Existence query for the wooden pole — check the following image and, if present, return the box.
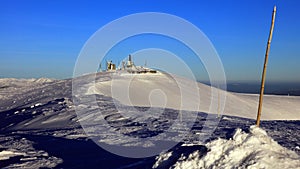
[217,86,220,118]
[256,6,277,127]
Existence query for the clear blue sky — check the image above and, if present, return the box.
[1,0,299,83]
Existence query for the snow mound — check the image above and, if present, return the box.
[88,72,300,120]
[155,126,300,169]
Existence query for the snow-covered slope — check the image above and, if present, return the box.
[87,72,300,120]
[0,73,299,168]
[0,78,57,107]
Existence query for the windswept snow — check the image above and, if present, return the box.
[154,126,300,169]
[0,136,63,168]
[152,151,173,168]
[0,72,300,168]
[88,72,300,120]
[0,150,25,160]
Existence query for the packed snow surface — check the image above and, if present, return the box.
[88,72,300,120]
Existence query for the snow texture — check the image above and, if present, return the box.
[0,73,299,168]
[168,126,300,169]
[89,72,300,120]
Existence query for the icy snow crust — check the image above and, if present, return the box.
[164,126,300,169]
[0,72,299,168]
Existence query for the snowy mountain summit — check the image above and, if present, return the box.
[0,73,300,168]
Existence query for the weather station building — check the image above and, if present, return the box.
[99,54,157,74]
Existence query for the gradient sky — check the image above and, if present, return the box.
[1,0,300,83]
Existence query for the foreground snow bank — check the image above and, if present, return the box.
[154,126,300,169]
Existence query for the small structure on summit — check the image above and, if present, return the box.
[100,54,157,74]
[106,60,116,71]
[126,54,134,68]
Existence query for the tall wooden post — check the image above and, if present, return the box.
[256,6,277,127]
[217,86,220,118]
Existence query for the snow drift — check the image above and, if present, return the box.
[154,125,300,169]
[87,72,300,120]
